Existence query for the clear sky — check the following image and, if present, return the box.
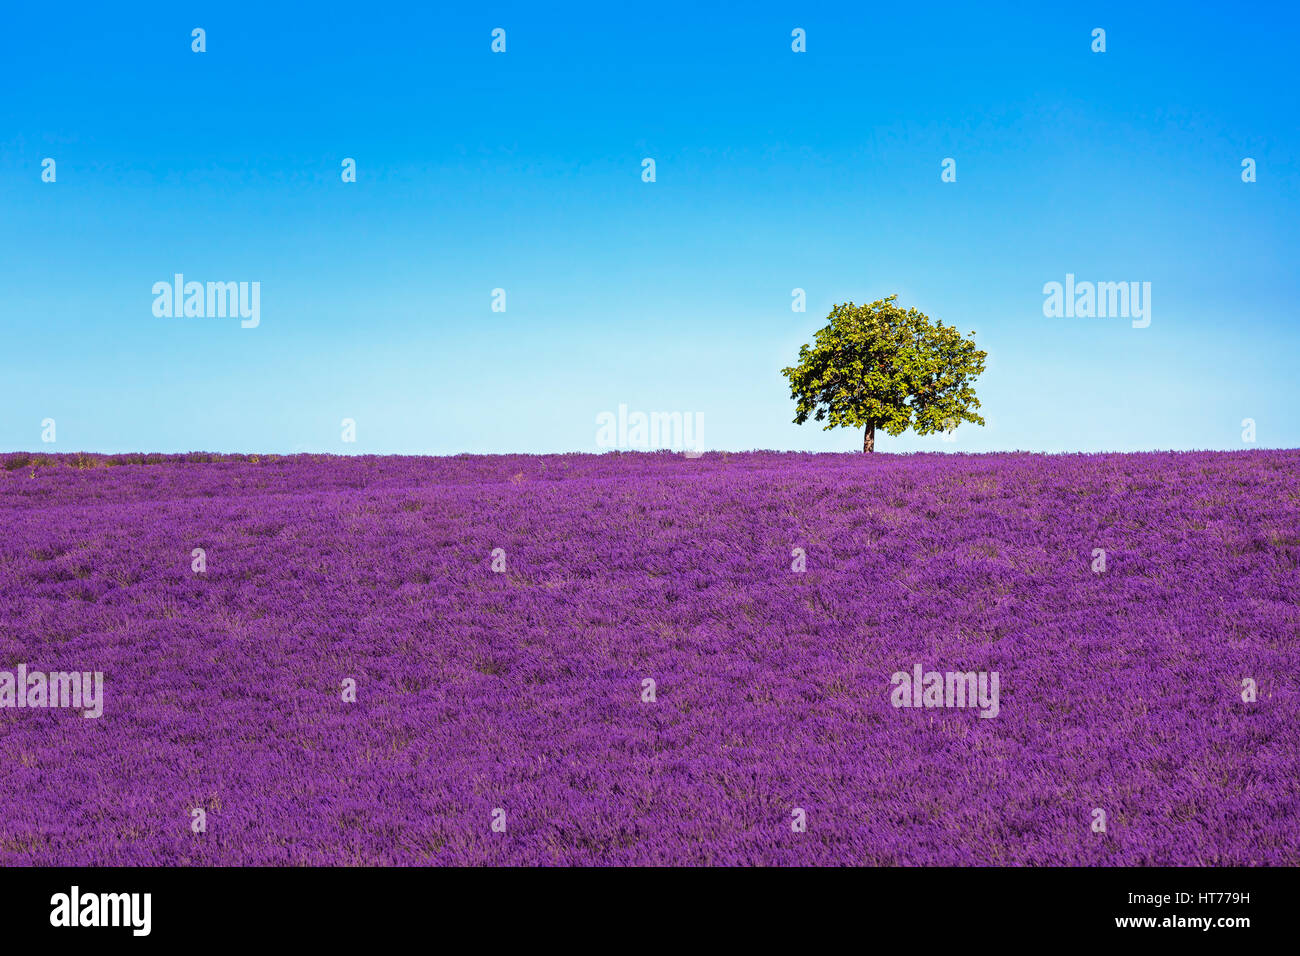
[2,1,1296,455]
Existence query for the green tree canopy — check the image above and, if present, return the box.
[781,296,988,452]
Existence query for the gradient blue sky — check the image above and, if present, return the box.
[2,1,1296,455]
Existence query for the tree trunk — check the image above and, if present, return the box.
[863,423,875,453]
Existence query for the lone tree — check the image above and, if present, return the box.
[781,296,987,452]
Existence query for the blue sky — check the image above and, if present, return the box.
[2,1,1296,454]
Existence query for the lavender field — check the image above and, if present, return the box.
[1,450,1297,866]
